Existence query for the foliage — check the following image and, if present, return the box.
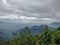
[0,26,60,45]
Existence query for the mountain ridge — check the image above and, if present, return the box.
[0,22,60,40]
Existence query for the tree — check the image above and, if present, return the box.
[57,26,60,30]
[39,25,52,45]
[19,27,33,45]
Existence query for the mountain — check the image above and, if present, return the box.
[48,22,60,28]
[0,22,60,40]
[16,22,60,35]
[0,29,13,40]
[30,25,45,35]
[15,25,46,36]
[15,25,56,36]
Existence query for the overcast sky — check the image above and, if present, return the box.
[0,0,60,24]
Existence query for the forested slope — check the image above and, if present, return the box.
[0,25,60,45]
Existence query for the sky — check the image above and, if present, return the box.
[0,0,60,25]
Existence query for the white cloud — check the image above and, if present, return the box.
[0,15,37,20]
[0,15,55,23]
[41,18,51,20]
[19,16,37,20]
[2,0,9,6]
[0,15,18,19]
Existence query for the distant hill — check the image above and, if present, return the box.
[48,22,60,28]
[16,22,60,35]
[14,25,45,36]
[16,25,56,36]
[0,22,60,40]
[30,25,45,35]
[0,29,13,40]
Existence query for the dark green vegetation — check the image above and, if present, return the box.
[0,25,60,45]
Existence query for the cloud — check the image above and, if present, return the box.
[0,15,17,19]
[0,15,55,24]
[2,0,9,6]
[0,0,60,24]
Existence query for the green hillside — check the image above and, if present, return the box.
[0,26,60,45]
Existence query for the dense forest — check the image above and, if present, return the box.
[0,25,60,45]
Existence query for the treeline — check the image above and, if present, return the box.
[0,25,60,45]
